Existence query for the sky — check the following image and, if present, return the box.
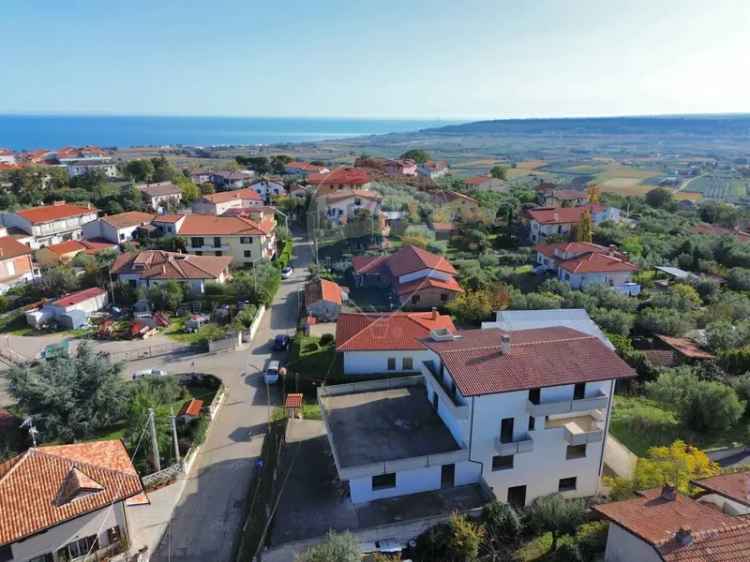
[1,0,749,120]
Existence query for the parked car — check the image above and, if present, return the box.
[132,368,168,380]
[264,360,281,384]
[281,266,294,279]
[273,334,290,351]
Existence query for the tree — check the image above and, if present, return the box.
[125,159,154,182]
[446,513,485,562]
[526,494,585,551]
[39,265,79,297]
[727,267,750,291]
[176,176,200,203]
[573,210,593,242]
[295,531,360,562]
[607,440,719,500]
[586,185,601,204]
[400,149,431,163]
[7,342,130,442]
[150,155,177,182]
[481,501,523,547]
[237,156,270,175]
[489,165,508,180]
[147,280,184,311]
[645,187,674,209]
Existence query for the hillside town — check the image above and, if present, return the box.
[1,140,750,562]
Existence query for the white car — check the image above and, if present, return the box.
[281,266,294,279]
[132,368,168,380]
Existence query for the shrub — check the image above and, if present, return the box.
[589,307,634,336]
[636,307,694,336]
[480,501,523,544]
[295,531,360,562]
[720,346,750,375]
[446,514,484,562]
[526,494,585,551]
[575,521,608,562]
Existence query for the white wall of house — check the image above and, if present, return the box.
[560,270,634,289]
[603,524,660,562]
[46,292,108,316]
[2,211,97,248]
[529,221,574,242]
[117,273,219,295]
[324,197,380,224]
[7,502,128,562]
[83,220,139,243]
[343,350,432,375]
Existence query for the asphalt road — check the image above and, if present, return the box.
[143,234,313,562]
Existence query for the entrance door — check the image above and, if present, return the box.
[441,464,455,489]
[507,485,527,509]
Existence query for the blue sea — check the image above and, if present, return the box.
[0,115,456,150]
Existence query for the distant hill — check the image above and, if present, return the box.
[421,114,750,138]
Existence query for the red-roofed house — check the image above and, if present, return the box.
[384,159,418,176]
[352,245,463,308]
[307,167,371,192]
[417,160,449,178]
[536,187,590,208]
[191,188,263,215]
[0,149,16,165]
[0,440,146,562]
[111,250,232,294]
[1,202,98,249]
[25,287,108,329]
[35,238,117,267]
[82,211,156,243]
[322,190,382,225]
[535,241,640,295]
[526,205,621,242]
[336,310,456,375]
[304,278,348,321]
[0,236,35,293]
[285,161,330,176]
[594,485,750,562]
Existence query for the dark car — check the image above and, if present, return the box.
[273,334,290,351]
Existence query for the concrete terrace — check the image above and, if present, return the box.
[320,383,461,469]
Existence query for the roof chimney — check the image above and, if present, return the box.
[500,334,511,354]
[431,307,438,320]
[675,527,693,546]
[661,483,676,501]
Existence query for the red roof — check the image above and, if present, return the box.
[52,287,106,308]
[693,471,750,508]
[285,393,304,409]
[326,189,382,203]
[0,441,144,546]
[535,242,606,259]
[594,488,750,561]
[397,275,464,296]
[352,245,457,278]
[0,236,32,259]
[336,311,456,352]
[655,335,715,360]
[526,205,605,225]
[287,161,327,173]
[101,211,155,229]
[424,327,635,396]
[307,167,370,186]
[179,399,204,417]
[43,239,114,257]
[558,251,639,274]
[305,278,344,306]
[177,214,274,236]
[464,176,491,186]
[15,203,95,225]
[111,250,231,281]
[200,188,262,204]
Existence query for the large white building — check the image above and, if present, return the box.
[1,202,98,249]
[526,205,621,243]
[322,309,634,506]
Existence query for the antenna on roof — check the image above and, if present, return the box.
[20,416,39,447]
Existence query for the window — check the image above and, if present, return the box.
[411,294,420,304]
[528,416,536,431]
[354,198,362,206]
[240,236,253,244]
[195,251,203,256]
[559,477,577,492]
[566,445,586,460]
[574,383,586,400]
[119,233,125,241]
[106,526,122,545]
[440,293,448,302]
[244,250,252,258]
[372,473,396,490]
[215,251,223,257]
[500,418,514,443]
[402,357,414,370]
[0,545,11,562]
[213,237,221,248]
[191,237,204,248]
[28,555,53,562]
[128,279,137,288]
[59,535,99,559]
[492,455,514,471]
[528,388,541,405]
[387,358,396,370]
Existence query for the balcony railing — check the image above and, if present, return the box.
[527,391,609,417]
[546,414,605,446]
[495,433,534,455]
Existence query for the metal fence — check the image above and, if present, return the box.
[107,341,201,362]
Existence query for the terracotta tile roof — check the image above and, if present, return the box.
[643,349,677,367]
[15,203,96,225]
[138,182,182,197]
[43,239,114,257]
[351,254,390,275]
[176,214,274,236]
[0,440,144,546]
[424,326,635,396]
[286,161,327,173]
[352,245,457,278]
[464,176,491,186]
[200,188,262,204]
[101,211,155,229]
[526,205,605,225]
[111,250,231,281]
[152,214,184,223]
[305,279,344,306]
[693,471,750,508]
[325,189,382,203]
[594,488,750,561]
[336,312,456,352]
[52,287,106,308]
[307,167,370,187]
[285,393,304,409]
[179,399,204,417]
[0,236,32,259]
[558,251,639,274]
[656,335,715,360]
[397,275,464,296]
[535,242,607,259]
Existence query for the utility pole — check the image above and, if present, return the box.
[170,407,181,466]
[148,408,161,472]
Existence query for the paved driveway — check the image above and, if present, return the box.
[149,235,313,562]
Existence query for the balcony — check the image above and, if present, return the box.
[422,361,469,419]
[495,433,534,455]
[546,414,605,446]
[527,391,609,417]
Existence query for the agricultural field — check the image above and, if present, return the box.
[538,161,662,196]
[680,175,748,201]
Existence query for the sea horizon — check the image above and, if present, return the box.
[0,114,461,151]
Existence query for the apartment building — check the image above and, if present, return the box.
[1,202,98,249]
[323,308,634,506]
[191,188,262,215]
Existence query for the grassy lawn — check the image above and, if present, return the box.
[515,533,553,561]
[610,395,750,457]
[272,399,322,421]
[288,335,341,378]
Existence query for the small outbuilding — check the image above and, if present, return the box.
[178,399,204,422]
